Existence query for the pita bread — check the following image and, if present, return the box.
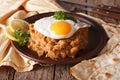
[25,11,38,18]
[88,61,120,80]
[0,24,9,45]
[0,24,10,61]
[0,39,10,62]
[0,46,37,72]
[44,0,65,10]
[70,36,120,80]
[24,0,65,13]
[102,23,120,38]
[7,10,27,24]
[99,23,120,55]
[99,34,120,55]
[0,24,8,45]
[0,0,26,23]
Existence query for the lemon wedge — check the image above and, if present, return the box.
[7,19,29,33]
[4,27,18,41]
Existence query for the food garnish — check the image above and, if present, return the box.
[8,19,29,33]
[14,29,30,46]
[53,11,77,22]
[4,19,29,46]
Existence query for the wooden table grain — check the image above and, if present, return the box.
[0,64,76,80]
[0,0,120,80]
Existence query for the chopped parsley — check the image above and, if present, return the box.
[53,11,77,22]
[14,29,30,46]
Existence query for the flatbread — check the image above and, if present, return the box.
[7,10,27,24]
[0,46,36,72]
[0,37,10,62]
[70,35,120,80]
[25,11,38,18]
[0,24,10,61]
[45,0,65,10]
[24,0,65,13]
[99,34,120,55]
[0,0,26,23]
[88,61,120,80]
[102,23,120,38]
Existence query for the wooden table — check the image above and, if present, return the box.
[0,64,76,80]
[0,0,120,80]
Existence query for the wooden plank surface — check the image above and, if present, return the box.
[87,0,119,24]
[14,64,54,80]
[0,0,119,80]
[0,66,15,80]
[54,64,76,80]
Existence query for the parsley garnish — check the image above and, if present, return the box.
[14,29,30,46]
[53,11,77,22]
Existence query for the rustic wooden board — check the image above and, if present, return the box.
[54,64,76,80]
[87,0,119,24]
[14,64,54,80]
[0,66,15,80]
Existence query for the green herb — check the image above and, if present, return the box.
[14,29,30,46]
[53,11,77,22]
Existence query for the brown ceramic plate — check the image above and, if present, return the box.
[11,12,108,65]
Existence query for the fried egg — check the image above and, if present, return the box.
[34,16,88,39]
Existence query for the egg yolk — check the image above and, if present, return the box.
[51,21,72,35]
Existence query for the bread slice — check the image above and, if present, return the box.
[0,0,26,23]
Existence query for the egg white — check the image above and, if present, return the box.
[34,16,88,39]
